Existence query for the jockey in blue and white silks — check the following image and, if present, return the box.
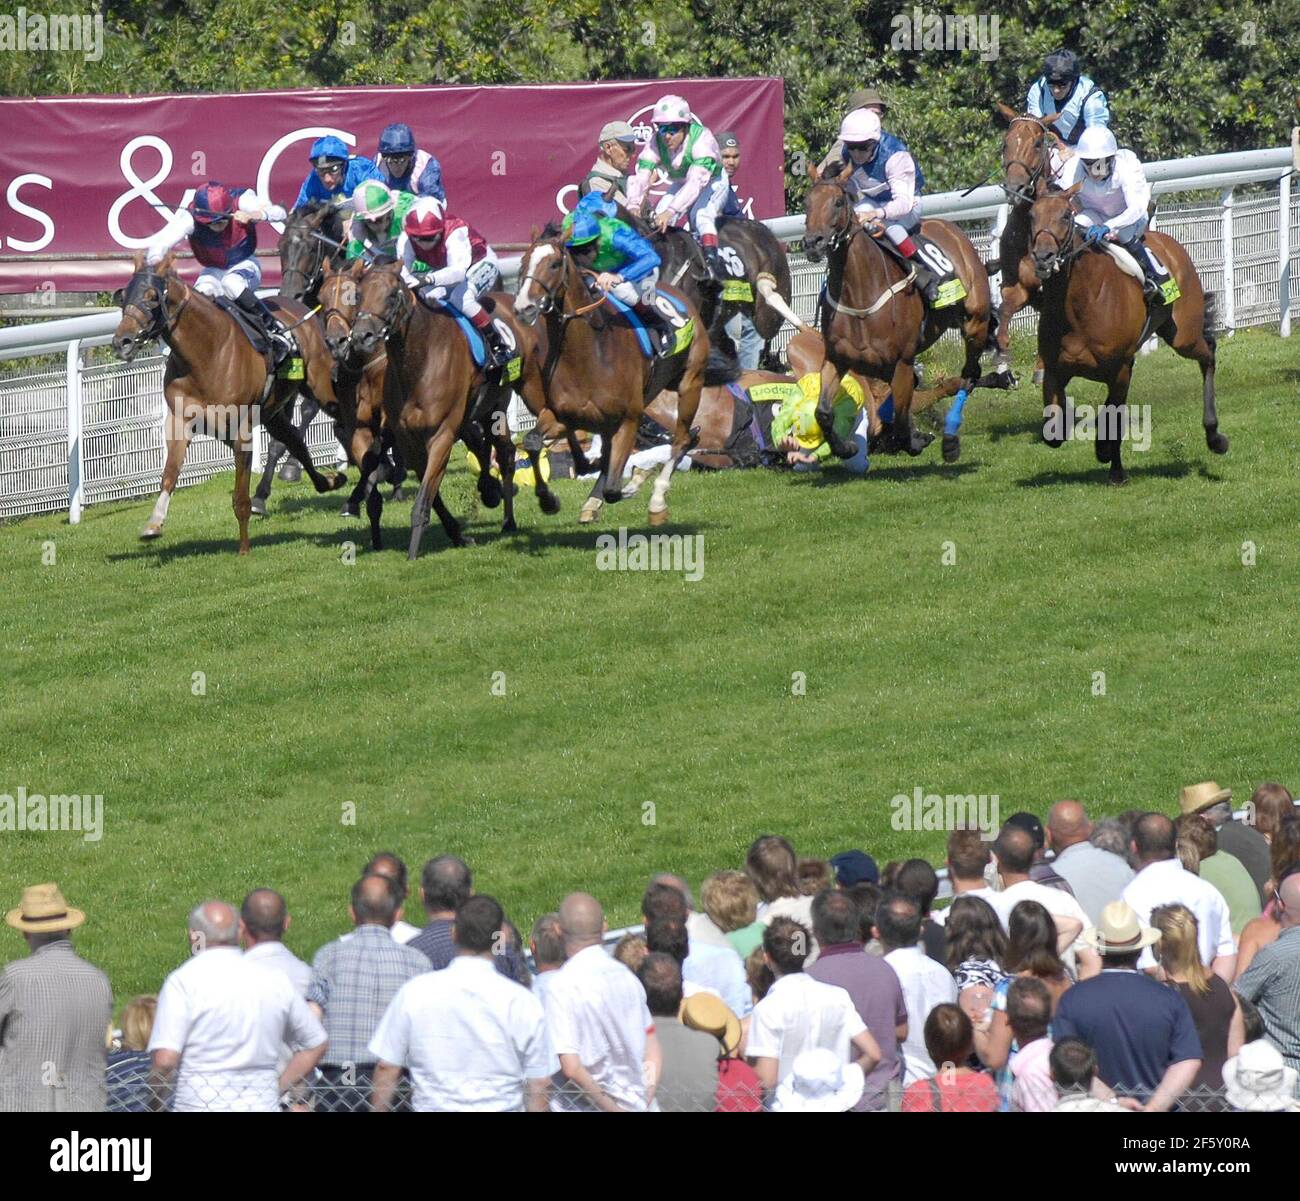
[1053,126,1179,305]
[1026,48,1110,147]
[292,135,383,212]
[837,108,965,309]
[374,123,446,202]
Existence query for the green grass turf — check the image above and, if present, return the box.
[2,329,1298,1002]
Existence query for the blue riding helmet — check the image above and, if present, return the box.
[575,191,618,219]
[309,135,349,165]
[378,123,417,156]
[566,212,602,247]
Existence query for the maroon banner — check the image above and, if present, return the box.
[0,76,784,293]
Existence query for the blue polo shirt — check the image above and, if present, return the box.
[1052,969,1202,1099]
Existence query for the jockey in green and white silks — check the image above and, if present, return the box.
[837,108,965,309]
[346,180,418,262]
[1053,126,1180,305]
[625,94,742,279]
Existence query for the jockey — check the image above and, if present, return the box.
[1057,127,1179,304]
[1026,48,1110,148]
[625,94,742,279]
[345,180,418,262]
[563,205,678,356]
[578,120,640,207]
[837,108,966,309]
[770,372,870,473]
[397,196,511,367]
[144,181,293,364]
[292,135,382,212]
[375,123,446,202]
[817,86,889,175]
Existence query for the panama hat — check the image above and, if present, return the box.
[1223,1041,1300,1112]
[773,1049,865,1112]
[6,883,86,934]
[1081,901,1161,953]
[1179,781,1232,816]
[681,992,743,1058]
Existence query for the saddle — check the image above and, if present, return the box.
[601,288,696,360]
[212,297,302,404]
[414,293,522,380]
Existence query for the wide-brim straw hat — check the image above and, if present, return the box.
[1180,781,1232,815]
[681,992,743,1057]
[1223,1041,1300,1112]
[1081,901,1160,953]
[6,883,85,934]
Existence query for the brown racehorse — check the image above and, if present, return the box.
[514,225,709,525]
[349,261,566,558]
[803,170,992,463]
[111,251,347,554]
[1028,183,1227,484]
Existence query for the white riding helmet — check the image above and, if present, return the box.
[839,107,882,145]
[1075,126,1119,160]
[653,95,692,125]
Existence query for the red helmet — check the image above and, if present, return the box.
[193,183,235,224]
[403,200,447,245]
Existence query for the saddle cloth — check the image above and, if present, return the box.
[602,288,694,359]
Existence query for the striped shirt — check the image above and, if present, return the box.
[308,925,429,1067]
[1235,925,1300,1071]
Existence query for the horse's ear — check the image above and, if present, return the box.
[995,102,1019,124]
[350,257,365,277]
[131,249,145,271]
[111,287,125,307]
[1039,111,1061,130]
[1064,181,1083,197]
[808,161,821,181]
[530,224,540,242]
[157,249,176,274]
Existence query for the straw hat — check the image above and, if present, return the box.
[1179,781,1232,816]
[681,992,742,1058]
[1081,901,1160,953]
[1223,1041,1300,1112]
[773,1049,865,1112]
[6,883,86,934]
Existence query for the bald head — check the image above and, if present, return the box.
[189,900,239,949]
[559,892,604,949]
[1279,875,1300,928]
[351,874,400,927]
[1132,813,1177,865]
[1048,801,1092,850]
[993,825,1036,878]
[240,889,288,944]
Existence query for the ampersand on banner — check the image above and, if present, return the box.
[108,135,195,248]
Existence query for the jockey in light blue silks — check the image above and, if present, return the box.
[292,135,383,212]
[145,181,293,363]
[1026,48,1110,147]
[1053,126,1180,306]
[374,123,446,202]
[836,108,965,309]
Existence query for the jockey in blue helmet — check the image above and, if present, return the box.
[292,135,383,212]
[375,123,446,202]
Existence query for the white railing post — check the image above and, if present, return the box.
[66,338,84,524]
[1221,187,1236,334]
[1280,172,1292,338]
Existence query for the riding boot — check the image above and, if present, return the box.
[472,314,511,369]
[904,251,966,310]
[1123,238,1181,306]
[633,301,678,357]
[700,235,724,283]
[234,289,294,367]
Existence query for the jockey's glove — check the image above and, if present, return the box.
[1084,224,1109,245]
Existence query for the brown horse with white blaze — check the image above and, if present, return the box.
[111,251,347,554]
[1028,183,1227,484]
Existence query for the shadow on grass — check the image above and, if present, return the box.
[1014,459,1200,487]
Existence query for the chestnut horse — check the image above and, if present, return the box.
[803,171,992,463]
[111,251,346,554]
[1028,184,1227,484]
[514,224,709,525]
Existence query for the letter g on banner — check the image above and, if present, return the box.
[109,136,196,248]
[258,127,356,233]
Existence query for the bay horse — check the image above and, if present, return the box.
[349,262,563,558]
[1028,183,1227,484]
[803,168,992,462]
[253,201,351,507]
[111,251,347,554]
[514,223,709,525]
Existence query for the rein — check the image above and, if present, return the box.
[811,184,919,318]
[1002,115,1053,206]
[123,270,193,343]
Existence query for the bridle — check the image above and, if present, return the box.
[121,268,191,342]
[1002,115,1053,207]
[352,268,412,346]
[519,242,607,320]
[806,178,862,256]
[1030,198,1085,278]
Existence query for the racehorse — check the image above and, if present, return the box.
[111,250,347,554]
[802,168,992,463]
[991,103,1062,383]
[252,201,351,508]
[514,223,709,525]
[349,261,563,558]
[1028,183,1227,484]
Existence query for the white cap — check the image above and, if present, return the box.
[839,107,882,145]
[1076,126,1118,160]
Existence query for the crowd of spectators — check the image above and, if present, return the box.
[3,780,1299,1113]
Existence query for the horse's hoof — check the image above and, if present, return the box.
[648,507,669,527]
[501,518,518,534]
[238,545,251,555]
[1042,435,1065,449]
[1032,368,1045,386]
[538,491,561,516]
[456,535,476,548]
[478,476,503,508]
[278,461,302,483]
[942,435,961,464]
[603,487,625,505]
[325,471,348,493]
[139,524,162,540]
[624,466,653,497]
[578,502,602,524]
[907,431,935,457]
[341,502,359,518]
[1207,431,1229,455]
[1108,470,1129,487]
[1095,441,1113,464]
[250,497,268,517]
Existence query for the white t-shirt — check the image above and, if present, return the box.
[989,880,1092,974]
[544,944,654,1111]
[746,972,867,1085]
[1122,858,1235,970]
[368,954,557,1111]
[932,886,1000,926]
[149,946,326,1112]
[884,945,958,1085]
